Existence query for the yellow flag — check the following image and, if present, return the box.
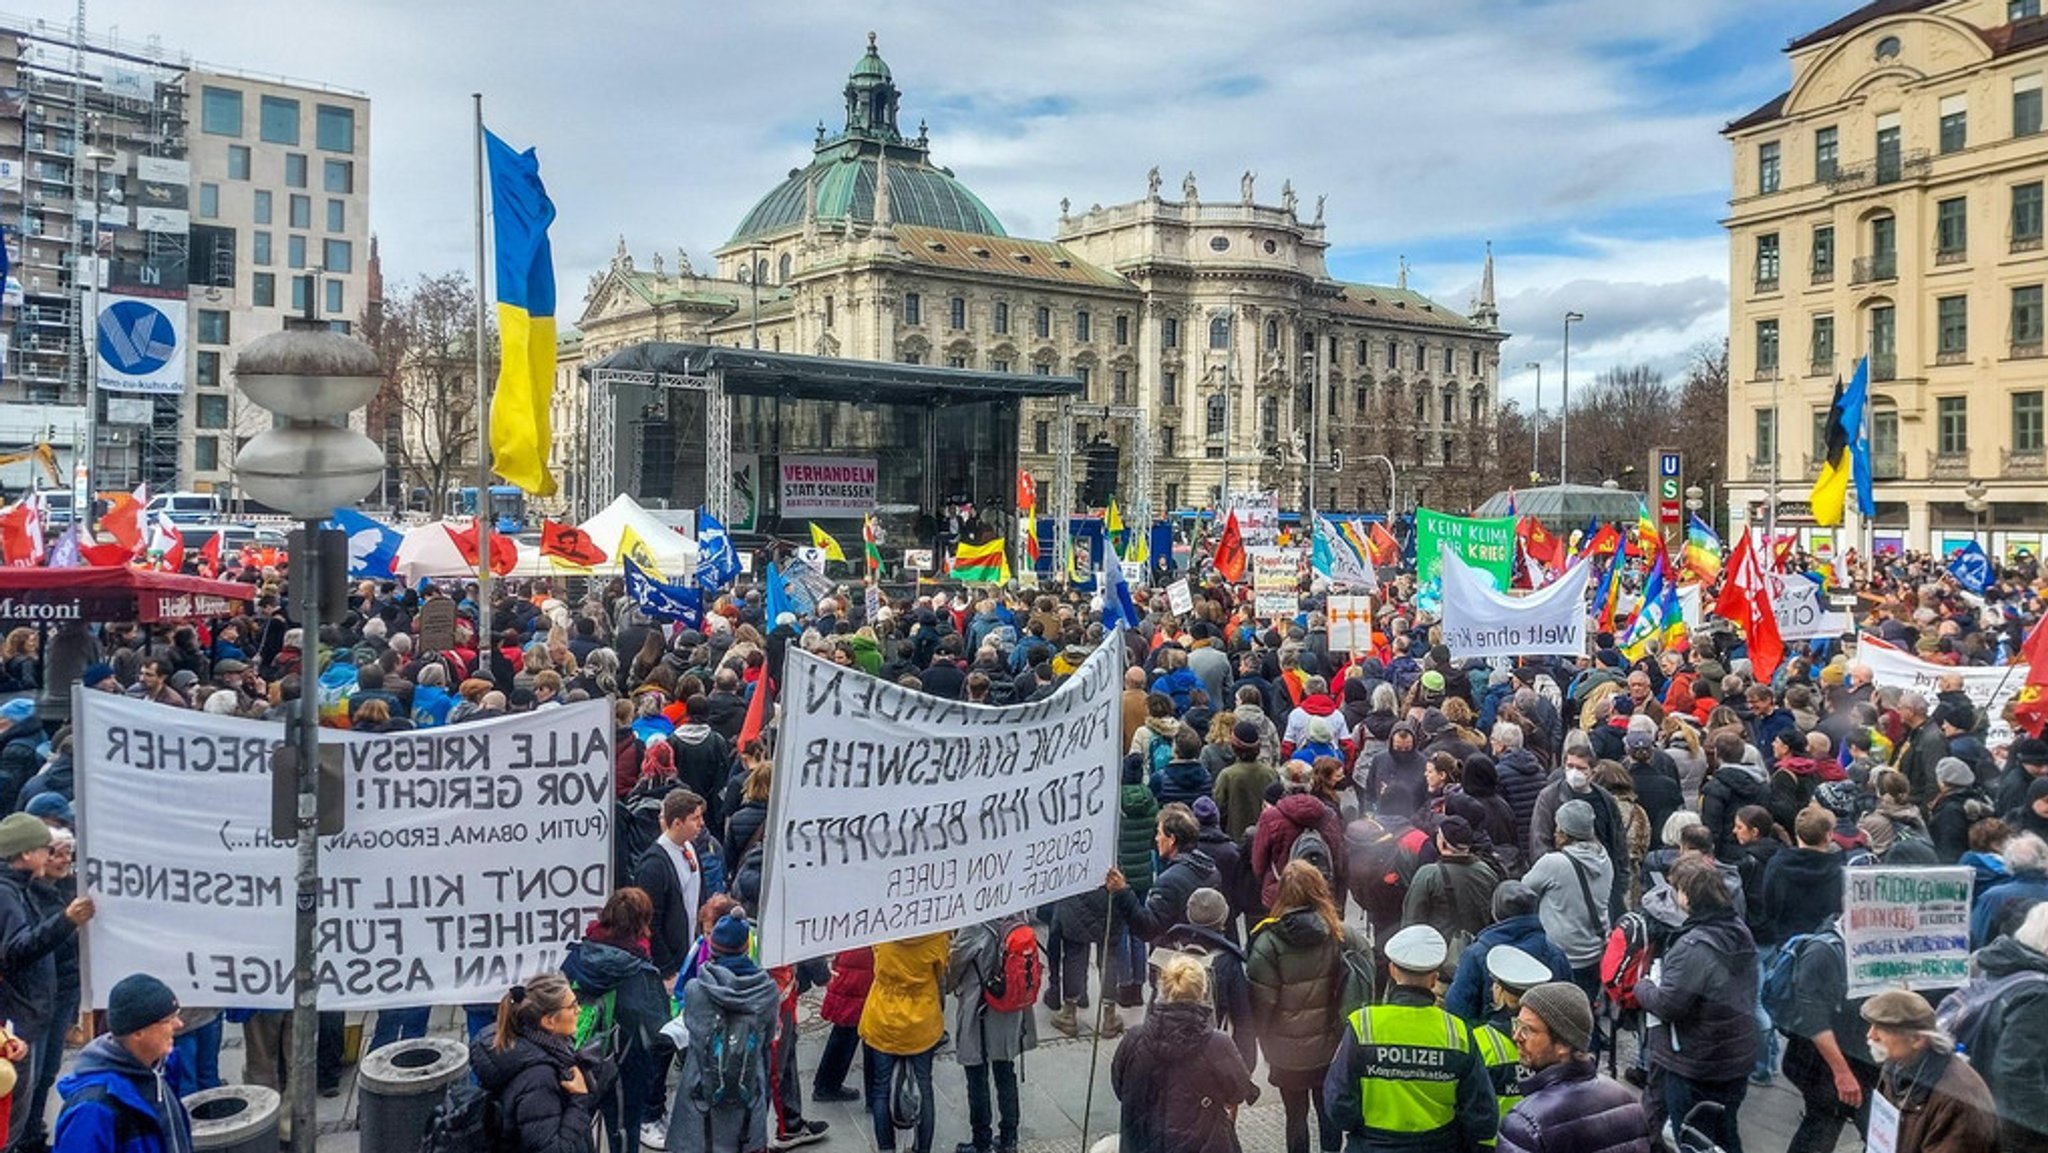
[809,522,845,562]
[619,524,661,576]
[1106,499,1124,535]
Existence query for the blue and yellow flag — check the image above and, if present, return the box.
[484,128,559,498]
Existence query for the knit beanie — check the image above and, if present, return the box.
[1185,887,1229,930]
[710,914,752,956]
[0,812,50,859]
[1521,981,1594,1052]
[107,973,180,1036]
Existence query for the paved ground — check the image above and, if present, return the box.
[40,991,1852,1153]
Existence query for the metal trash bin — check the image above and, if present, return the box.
[356,1037,469,1153]
[184,1084,281,1153]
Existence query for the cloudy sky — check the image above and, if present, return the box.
[81,0,1850,404]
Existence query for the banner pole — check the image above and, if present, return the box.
[473,93,495,651]
[1076,911,1117,1153]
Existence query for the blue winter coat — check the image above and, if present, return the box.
[1150,667,1203,713]
[1150,760,1213,808]
[53,1034,193,1153]
[1444,913,1574,1024]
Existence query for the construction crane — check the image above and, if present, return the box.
[0,443,65,490]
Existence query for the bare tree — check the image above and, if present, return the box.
[368,273,497,518]
[1565,364,1679,487]
[1677,339,1730,530]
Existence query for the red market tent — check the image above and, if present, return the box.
[0,566,253,623]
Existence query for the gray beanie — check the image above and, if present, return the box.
[1521,981,1594,1052]
[1556,799,1597,842]
[1935,757,1975,789]
[1185,887,1229,930]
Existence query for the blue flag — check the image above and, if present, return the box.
[326,508,404,579]
[1100,534,1140,631]
[763,560,793,625]
[696,509,741,588]
[1947,541,1992,594]
[1844,356,1876,518]
[624,557,702,627]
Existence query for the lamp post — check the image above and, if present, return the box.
[78,147,114,530]
[1560,311,1583,483]
[1524,361,1541,482]
[1964,478,1988,548]
[232,322,385,1152]
[1361,452,1397,519]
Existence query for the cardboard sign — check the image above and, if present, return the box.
[1165,579,1194,616]
[414,598,457,652]
[1251,548,1298,619]
[1841,866,1974,997]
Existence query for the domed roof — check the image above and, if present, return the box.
[729,148,1007,244]
[849,32,892,81]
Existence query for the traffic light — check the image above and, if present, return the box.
[1082,438,1120,508]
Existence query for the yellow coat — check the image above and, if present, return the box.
[858,931,952,1056]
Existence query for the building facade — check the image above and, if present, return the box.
[1724,0,2048,554]
[0,20,368,501]
[558,36,1507,521]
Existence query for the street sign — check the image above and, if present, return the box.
[1651,448,1683,557]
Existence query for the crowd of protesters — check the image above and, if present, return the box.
[0,540,2044,1153]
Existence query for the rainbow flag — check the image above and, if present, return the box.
[1633,502,1664,562]
[953,537,1009,584]
[1681,514,1722,585]
[1620,553,1687,659]
[484,128,559,497]
[1592,552,1624,633]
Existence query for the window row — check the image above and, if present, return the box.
[1750,286,2048,379]
[1755,391,2042,461]
[1752,183,2047,295]
[1755,75,2043,194]
[200,87,358,153]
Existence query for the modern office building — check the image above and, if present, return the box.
[1724,0,2048,555]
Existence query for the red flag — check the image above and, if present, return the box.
[1367,521,1400,567]
[102,489,145,554]
[539,519,608,568]
[79,541,132,567]
[1214,511,1246,583]
[736,668,774,752]
[0,504,36,566]
[199,531,224,578]
[1581,523,1623,561]
[1517,517,1566,574]
[145,514,185,573]
[1716,528,1784,681]
[450,524,518,576]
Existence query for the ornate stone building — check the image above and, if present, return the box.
[554,36,1508,520]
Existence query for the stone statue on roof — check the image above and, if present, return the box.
[1315,194,1325,223]
[676,248,694,276]
[612,235,633,273]
[1146,166,1161,199]
[1240,170,1255,203]
[1060,197,1071,218]
[650,251,665,277]
[1281,180,1296,214]
[1182,171,1198,202]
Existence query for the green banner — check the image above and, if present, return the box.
[1415,508,1516,590]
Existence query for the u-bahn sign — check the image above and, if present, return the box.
[1651,448,1683,556]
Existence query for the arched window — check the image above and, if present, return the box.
[778,253,793,283]
[1414,389,1428,423]
[1209,315,1231,350]
[1469,386,1486,424]
[1205,393,1227,435]
[1354,384,1371,418]
[1441,387,1456,424]
[1265,318,1280,350]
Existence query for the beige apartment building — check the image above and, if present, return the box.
[1725,0,2048,556]
[555,36,1507,522]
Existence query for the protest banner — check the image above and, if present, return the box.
[1840,866,1973,997]
[1165,578,1194,616]
[1224,490,1280,547]
[1769,573,1852,641]
[1415,508,1516,589]
[1857,635,2025,745]
[778,455,878,518]
[756,632,1124,967]
[1439,551,1591,659]
[1328,594,1374,653]
[1250,548,1299,619]
[75,694,612,1011]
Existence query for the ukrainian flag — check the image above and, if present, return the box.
[485,128,559,498]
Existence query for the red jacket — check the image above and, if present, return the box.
[819,947,875,1027]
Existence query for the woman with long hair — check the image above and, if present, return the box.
[1113,952,1260,1153]
[563,889,668,1153]
[470,973,612,1153]
[1246,860,1358,1153]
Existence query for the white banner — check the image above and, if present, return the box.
[91,295,185,395]
[0,158,20,194]
[1856,636,2025,746]
[76,695,613,1010]
[1328,594,1375,653]
[1225,491,1280,547]
[778,455,877,518]
[1770,574,1852,641]
[757,633,1125,967]
[136,156,191,185]
[136,206,188,235]
[1439,549,1591,659]
[1842,867,1973,997]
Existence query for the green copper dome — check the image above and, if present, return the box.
[725,34,1007,245]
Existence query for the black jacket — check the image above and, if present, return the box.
[1928,787,1995,862]
[470,1029,613,1153]
[1627,758,1685,849]
[1968,935,2048,1153]
[1700,761,1768,857]
[694,691,748,744]
[1759,847,1844,943]
[0,863,75,1038]
[1111,999,1258,1153]
[1496,1056,1651,1153]
[0,717,44,809]
[1494,748,1549,854]
[629,839,703,979]
[1114,848,1220,943]
[1632,908,1758,1082]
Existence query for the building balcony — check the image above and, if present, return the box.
[1826,150,1931,192]
[1935,348,1968,366]
[1750,365,1782,382]
[1934,247,1967,266]
[2014,340,2044,360]
[2012,233,2043,254]
[1811,265,1835,286]
[1743,453,1776,483]
[1798,453,1825,480]
[1872,452,1905,481]
[1928,450,1972,479]
[1754,276,1780,294]
[1850,255,1898,284]
[2003,447,2046,478]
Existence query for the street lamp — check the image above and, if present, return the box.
[1964,478,1988,547]
[78,147,114,530]
[1685,483,1704,516]
[1524,361,1541,482]
[1560,311,1583,483]
[1361,453,1397,517]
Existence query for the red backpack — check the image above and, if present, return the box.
[1598,911,1654,1011]
[982,922,1043,1014]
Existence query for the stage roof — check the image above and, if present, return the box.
[583,343,1086,404]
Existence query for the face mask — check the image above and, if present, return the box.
[1867,1040,1891,1065]
[1565,769,1591,791]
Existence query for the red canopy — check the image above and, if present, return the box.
[0,566,253,623]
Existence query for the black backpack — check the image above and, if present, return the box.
[614,776,675,882]
[420,1079,510,1153]
[702,1003,767,1110]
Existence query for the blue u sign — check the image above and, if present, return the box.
[97,299,177,375]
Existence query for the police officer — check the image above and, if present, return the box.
[1325,925,1498,1152]
[1475,946,1550,1135]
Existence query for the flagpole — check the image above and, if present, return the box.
[473,94,495,653]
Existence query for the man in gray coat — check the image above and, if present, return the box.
[948,914,1040,1153]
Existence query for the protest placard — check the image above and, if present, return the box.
[75,694,613,1011]
[1251,548,1299,619]
[1415,508,1516,589]
[1840,866,1974,997]
[1328,595,1374,653]
[1165,578,1194,616]
[756,632,1124,967]
[1225,491,1280,547]
[1438,551,1592,659]
[1769,573,1852,641]
[1857,636,2025,745]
